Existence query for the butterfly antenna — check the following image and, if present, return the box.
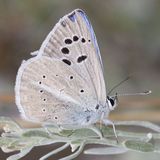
[115,90,152,97]
[107,75,131,96]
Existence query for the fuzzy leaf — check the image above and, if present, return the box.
[1,117,160,160]
[124,140,154,152]
[84,147,128,155]
[0,117,21,132]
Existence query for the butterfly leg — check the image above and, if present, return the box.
[102,119,118,142]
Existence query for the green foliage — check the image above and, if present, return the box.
[0,117,160,160]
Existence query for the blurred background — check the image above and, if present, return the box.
[0,0,160,159]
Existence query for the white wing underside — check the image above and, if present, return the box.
[15,9,106,124]
[39,9,106,102]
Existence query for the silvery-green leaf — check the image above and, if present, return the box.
[0,137,19,152]
[0,117,21,132]
[84,147,128,155]
[22,129,51,138]
[1,146,16,153]
[124,140,154,152]
[58,129,74,137]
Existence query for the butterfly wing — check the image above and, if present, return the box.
[38,9,106,106]
[15,9,107,125]
[15,56,101,124]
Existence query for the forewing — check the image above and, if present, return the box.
[39,9,106,105]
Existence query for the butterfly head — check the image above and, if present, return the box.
[106,93,118,111]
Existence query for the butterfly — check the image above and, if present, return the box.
[15,9,118,138]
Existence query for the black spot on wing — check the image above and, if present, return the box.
[77,55,87,63]
[62,59,71,66]
[73,35,79,41]
[80,89,84,93]
[61,47,69,54]
[81,38,86,43]
[64,38,72,44]
[42,108,46,112]
[70,76,73,79]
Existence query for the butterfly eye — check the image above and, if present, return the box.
[107,96,117,110]
[109,98,114,106]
